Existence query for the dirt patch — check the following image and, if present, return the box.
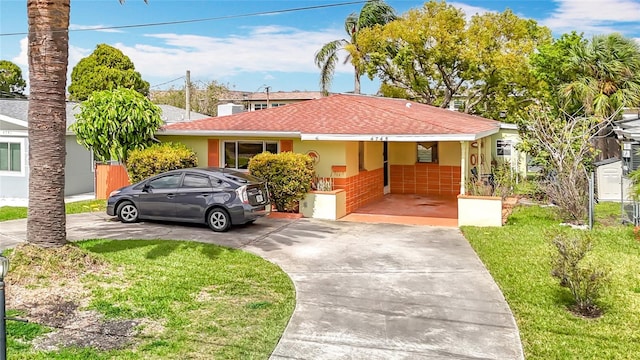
[5,244,163,353]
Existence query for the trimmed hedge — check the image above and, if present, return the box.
[126,142,198,183]
[248,152,314,212]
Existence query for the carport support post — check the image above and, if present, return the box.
[461,141,469,195]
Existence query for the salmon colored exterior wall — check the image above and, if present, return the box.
[390,163,461,195]
[95,164,130,200]
[334,168,385,214]
[280,140,293,152]
[207,139,219,167]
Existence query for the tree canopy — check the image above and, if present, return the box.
[562,33,640,118]
[68,44,150,101]
[356,0,551,121]
[70,88,163,164]
[0,59,27,98]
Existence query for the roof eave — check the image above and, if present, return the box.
[158,130,302,138]
[300,128,499,142]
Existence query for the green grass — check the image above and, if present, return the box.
[8,240,295,359]
[462,202,640,359]
[0,199,106,222]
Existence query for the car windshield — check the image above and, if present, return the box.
[221,169,262,184]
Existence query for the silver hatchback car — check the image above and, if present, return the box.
[106,167,270,232]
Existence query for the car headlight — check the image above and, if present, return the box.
[108,190,121,197]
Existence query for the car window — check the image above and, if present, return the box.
[182,174,211,188]
[211,177,232,189]
[148,174,182,189]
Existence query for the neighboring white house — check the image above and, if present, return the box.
[0,99,207,205]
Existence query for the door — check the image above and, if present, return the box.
[175,173,215,221]
[383,141,390,194]
[137,173,182,219]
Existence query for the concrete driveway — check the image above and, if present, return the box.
[0,213,523,359]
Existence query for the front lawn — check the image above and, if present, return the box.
[0,199,106,222]
[6,240,295,359]
[462,203,640,359]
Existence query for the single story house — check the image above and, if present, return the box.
[159,93,515,221]
[0,98,207,204]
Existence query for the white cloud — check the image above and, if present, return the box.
[111,25,348,80]
[263,74,276,80]
[69,24,123,33]
[450,2,493,17]
[541,0,640,35]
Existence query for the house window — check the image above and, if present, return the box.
[270,103,286,108]
[223,141,278,169]
[253,103,268,111]
[497,140,512,156]
[0,140,22,173]
[417,142,438,163]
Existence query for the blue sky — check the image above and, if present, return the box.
[1,0,639,95]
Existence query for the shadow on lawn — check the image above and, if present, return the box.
[83,239,226,261]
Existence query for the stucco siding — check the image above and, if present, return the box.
[345,142,359,177]
[294,140,346,177]
[389,142,416,165]
[439,142,462,166]
[157,135,209,167]
[364,142,383,170]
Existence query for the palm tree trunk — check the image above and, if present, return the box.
[354,71,361,94]
[26,0,70,247]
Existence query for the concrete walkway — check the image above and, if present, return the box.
[0,213,523,359]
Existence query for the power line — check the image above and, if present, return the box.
[0,1,367,37]
[149,76,185,89]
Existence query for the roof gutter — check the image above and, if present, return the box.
[300,128,499,142]
[158,130,302,138]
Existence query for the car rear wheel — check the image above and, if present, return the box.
[117,201,139,223]
[207,208,231,232]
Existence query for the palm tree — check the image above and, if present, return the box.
[314,0,396,95]
[563,33,640,118]
[26,0,71,247]
[562,33,640,160]
[26,0,146,248]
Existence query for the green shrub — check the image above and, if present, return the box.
[126,142,198,183]
[550,230,608,317]
[248,152,314,212]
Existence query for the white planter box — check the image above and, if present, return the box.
[299,190,346,220]
[458,195,503,227]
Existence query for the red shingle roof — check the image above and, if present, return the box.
[162,94,500,139]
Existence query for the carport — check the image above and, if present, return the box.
[340,193,459,227]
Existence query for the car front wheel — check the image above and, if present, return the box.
[116,201,139,223]
[207,208,231,232]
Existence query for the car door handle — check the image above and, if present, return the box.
[201,193,210,197]
[166,194,175,199]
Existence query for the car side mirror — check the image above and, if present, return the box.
[142,184,151,192]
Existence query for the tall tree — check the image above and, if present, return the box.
[530,31,587,113]
[68,43,150,101]
[562,33,640,160]
[562,33,640,118]
[356,0,551,121]
[0,60,27,98]
[27,0,70,247]
[314,0,396,95]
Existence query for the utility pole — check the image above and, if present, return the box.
[185,70,191,120]
[265,86,270,108]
